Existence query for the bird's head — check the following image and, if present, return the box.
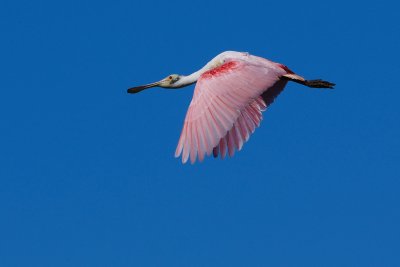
[127,74,182,94]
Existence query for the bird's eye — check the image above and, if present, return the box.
[169,76,172,79]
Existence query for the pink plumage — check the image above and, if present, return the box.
[175,52,287,163]
[127,51,335,164]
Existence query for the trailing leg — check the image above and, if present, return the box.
[282,74,335,89]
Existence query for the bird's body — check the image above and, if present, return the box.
[128,51,334,164]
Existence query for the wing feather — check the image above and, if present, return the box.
[175,57,287,163]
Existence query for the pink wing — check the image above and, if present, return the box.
[175,58,288,164]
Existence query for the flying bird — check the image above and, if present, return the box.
[127,51,334,164]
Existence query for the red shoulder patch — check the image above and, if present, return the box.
[202,61,239,79]
[278,64,294,74]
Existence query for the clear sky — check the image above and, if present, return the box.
[1,0,399,266]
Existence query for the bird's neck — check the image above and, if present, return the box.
[172,71,201,88]
[171,58,221,88]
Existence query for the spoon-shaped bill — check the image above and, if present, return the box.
[127,81,162,94]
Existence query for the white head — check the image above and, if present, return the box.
[127,74,183,94]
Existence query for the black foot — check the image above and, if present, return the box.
[304,79,335,89]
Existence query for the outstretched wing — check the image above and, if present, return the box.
[175,59,288,164]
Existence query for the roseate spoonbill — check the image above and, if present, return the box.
[127,51,334,164]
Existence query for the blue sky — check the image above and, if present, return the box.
[1,0,399,266]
